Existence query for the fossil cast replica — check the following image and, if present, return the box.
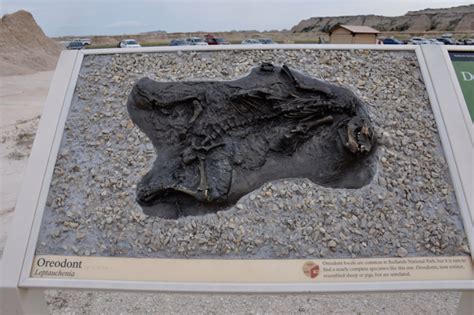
[127,63,377,218]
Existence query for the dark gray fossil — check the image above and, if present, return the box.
[127,63,377,218]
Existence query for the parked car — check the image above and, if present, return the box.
[241,39,261,45]
[169,39,188,46]
[382,38,404,45]
[428,39,444,45]
[66,41,85,50]
[409,37,430,45]
[186,37,208,46]
[71,38,91,46]
[450,38,472,45]
[118,39,141,48]
[258,38,275,44]
[79,38,91,45]
[462,39,474,45]
[204,34,230,45]
[436,37,456,45]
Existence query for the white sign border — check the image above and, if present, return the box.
[419,45,473,255]
[1,44,472,293]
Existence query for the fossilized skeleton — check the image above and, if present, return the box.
[127,63,377,218]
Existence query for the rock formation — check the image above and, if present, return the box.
[291,5,474,33]
[0,10,62,76]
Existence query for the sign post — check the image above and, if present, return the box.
[1,45,472,314]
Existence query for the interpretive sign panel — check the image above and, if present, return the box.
[449,51,474,122]
[30,255,472,283]
[2,45,471,292]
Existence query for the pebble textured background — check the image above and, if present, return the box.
[35,49,470,259]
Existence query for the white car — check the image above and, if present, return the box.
[79,38,91,45]
[241,39,261,45]
[186,37,208,46]
[119,39,141,48]
[428,39,443,45]
[409,37,430,45]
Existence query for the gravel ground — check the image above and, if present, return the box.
[45,289,461,314]
[35,49,469,259]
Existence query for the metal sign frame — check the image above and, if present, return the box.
[419,45,473,255]
[1,44,473,314]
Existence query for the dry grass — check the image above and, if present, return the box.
[15,131,34,147]
[7,150,25,160]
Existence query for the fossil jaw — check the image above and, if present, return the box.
[344,117,374,155]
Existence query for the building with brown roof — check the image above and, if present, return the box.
[329,25,380,44]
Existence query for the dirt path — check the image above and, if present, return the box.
[0,71,53,126]
[0,70,54,255]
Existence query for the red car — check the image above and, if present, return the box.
[205,34,230,45]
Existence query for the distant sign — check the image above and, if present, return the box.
[449,52,474,122]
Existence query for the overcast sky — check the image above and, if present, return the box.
[1,0,471,37]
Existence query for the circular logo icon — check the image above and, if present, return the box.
[303,261,320,279]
